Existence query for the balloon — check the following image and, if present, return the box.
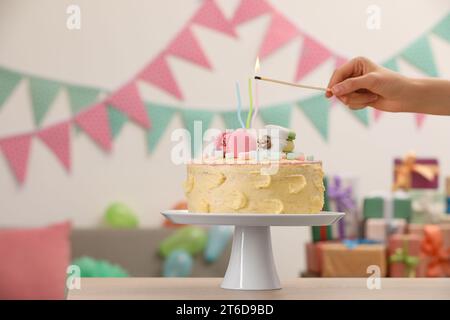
[104,203,139,228]
[204,226,233,263]
[163,249,193,277]
[159,226,207,258]
[72,256,129,277]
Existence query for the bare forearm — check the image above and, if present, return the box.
[407,78,450,115]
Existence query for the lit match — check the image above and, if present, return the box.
[254,76,330,92]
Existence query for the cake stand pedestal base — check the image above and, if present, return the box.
[161,210,344,291]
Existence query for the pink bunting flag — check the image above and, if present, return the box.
[192,0,236,37]
[374,109,383,121]
[139,54,183,100]
[108,82,151,129]
[295,35,331,81]
[0,133,32,184]
[259,12,299,59]
[416,113,426,128]
[75,103,112,151]
[167,27,212,69]
[37,121,71,171]
[231,0,273,26]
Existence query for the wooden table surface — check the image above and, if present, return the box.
[67,278,450,300]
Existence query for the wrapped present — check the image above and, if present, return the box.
[446,176,450,197]
[305,241,339,274]
[410,190,446,224]
[363,191,412,220]
[327,175,359,239]
[388,234,421,277]
[321,242,387,277]
[446,197,450,214]
[393,153,439,190]
[365,218,406,242]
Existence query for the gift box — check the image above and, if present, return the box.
[446,177,450,197]
[393,154,439,190]
[305,241,337,274]
[410,190,446,224]
[365,218,406,242]
[363,192,412,220]
[409,224,450,277]
[321,242,387,277]
[327,175,359,239]
[388,234,421,277]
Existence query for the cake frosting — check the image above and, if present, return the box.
[183,125,325,214]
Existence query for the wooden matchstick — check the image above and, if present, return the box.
[254,76,330,92]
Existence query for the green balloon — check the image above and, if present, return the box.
[159,226,207,258]
[104,203,139,228]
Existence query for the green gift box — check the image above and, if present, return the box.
[363,193,412,220]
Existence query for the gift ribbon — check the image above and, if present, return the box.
[328,176,356,239]
[389,239,420,277]
[421,225,450,277]
[393,152,439,191]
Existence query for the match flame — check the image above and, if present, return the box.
[254,56,260,73]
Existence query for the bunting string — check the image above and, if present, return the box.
[0,0,448,185]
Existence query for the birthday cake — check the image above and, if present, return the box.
[183,125,325,214]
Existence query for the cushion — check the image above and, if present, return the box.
[0,221,71,299]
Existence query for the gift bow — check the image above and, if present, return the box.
[412,193,445,223]
[393,152,438,191]
[328,176,356,212]
[389,240,420,277]
[421,225,450,277]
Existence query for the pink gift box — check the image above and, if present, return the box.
[388,234,422,277]
[365,218,406,242]
[393,158,439,190]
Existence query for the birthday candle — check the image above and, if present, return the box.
[235,82,245,128]
[246,78,253,128]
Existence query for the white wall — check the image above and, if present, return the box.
[0,0,449,279]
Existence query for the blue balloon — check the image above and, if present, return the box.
[163,249,193,277]
[204,226,233,263]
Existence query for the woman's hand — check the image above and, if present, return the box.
[326,57,412,112]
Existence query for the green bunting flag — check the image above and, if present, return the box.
[221,110,248,129]
[29,77,61,126]
[145,103,176,153]
[401,36,438,77]
[297,94,330,140]
[350,108,370,126]
[432,13,450,42]
[0,67,21,109]
[180,109,214,157]
[259,104,292,128]
[67,84,100,115]
[382,58,399,72]
[107,106,128,138]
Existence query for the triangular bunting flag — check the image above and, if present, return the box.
[295,36,331,81]
[145,103,176,153]
[373,109,383,122]
[259,12,299,58]
[349,108,369,126]
[29,77,61,126]
[297,94,330,140]
[75,103,112,151]
[432,13,450,42]
[107,82,150,128]
[231,0,273,26]
[416,113,426,128]
[192,0,236,37]
[167,27,212,69]
[0,133,32,184]
[37,121,71,171]
[382,58,399,72]
[139,54,183,100]
[107,106,128,138]
[67,84,100,115]
[221,110,248,130]
[180,109,214,157]
[401,36,438,77]
[259,104,292,127]
[0,67,21,109]
[335,55,347,68]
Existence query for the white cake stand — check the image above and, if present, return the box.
[161,210,344,291]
